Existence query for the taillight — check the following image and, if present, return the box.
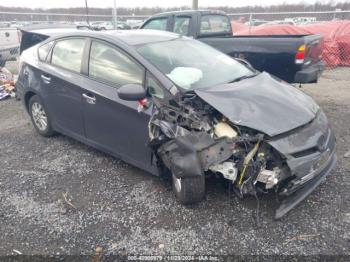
[295,44,306,64]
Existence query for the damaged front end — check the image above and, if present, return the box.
[267,110,337,218]
[147,87,336,219]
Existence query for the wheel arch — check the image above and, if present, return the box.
[24,91,37,113]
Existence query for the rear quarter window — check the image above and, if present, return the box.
[200,15,231,35]
[38,41,54,62]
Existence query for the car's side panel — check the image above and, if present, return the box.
[34,37,90,139]
[37,62,85,138]
[78,38,159,175]
[21,63,158,175]
[17,33,173,176]
[80,76,158,174]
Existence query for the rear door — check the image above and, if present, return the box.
[41,37,87,138]
[81,39,157,173]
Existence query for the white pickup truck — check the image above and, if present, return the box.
[0,27,20,67]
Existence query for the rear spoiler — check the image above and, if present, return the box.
[19,24,90,54]
[20,30,49,54]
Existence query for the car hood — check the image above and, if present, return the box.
[195,72,319,137]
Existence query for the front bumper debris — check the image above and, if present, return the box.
[275,151,337,219]
[265,110,337,218]
[157,132,233,178]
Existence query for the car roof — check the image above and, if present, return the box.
[102,29,179,45]
[23,28,180,46]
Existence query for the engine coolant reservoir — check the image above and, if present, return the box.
[214,122,238,138]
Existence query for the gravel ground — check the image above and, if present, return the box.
[0,67,349,257]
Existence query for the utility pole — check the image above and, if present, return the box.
[85,0,90,26]
[192,0,198,10]
[113,0,118,30]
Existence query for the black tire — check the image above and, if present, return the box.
[29,95,55,137]
[172,173,205,205]
[0,60,5,67]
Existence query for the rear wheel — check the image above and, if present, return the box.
[172,173,205,205]
[29,95,55,137]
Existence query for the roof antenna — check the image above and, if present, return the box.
[85,0,90,27]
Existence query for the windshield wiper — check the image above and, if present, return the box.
[228,73,259,83]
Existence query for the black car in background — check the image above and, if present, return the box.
[16,29,336,218]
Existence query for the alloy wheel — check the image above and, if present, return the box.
[31,102,48,131]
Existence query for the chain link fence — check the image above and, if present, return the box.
[0,11,149,24]
[1,10,350,71]
[228,10,350,69]
[228,10,350,25]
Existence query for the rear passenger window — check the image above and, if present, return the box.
[89,41,144,87]
[51,38,85,73]
[200,15,231,34]
[38,41,54,62]
[143,18,167,31]
[174,17,191,35]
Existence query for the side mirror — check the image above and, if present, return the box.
[117,84,147,101]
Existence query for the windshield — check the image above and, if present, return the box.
[137,38,255,90]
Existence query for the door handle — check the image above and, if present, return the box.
[41,74,51,84]
[82,93,96,104]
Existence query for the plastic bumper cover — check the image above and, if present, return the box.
[294,61,325,83]
[275,149,337,219]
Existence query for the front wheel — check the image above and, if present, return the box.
[29,95,55,137]
[172,173,205,205]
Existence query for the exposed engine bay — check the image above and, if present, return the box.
[147,93,287,212]
[144,80,336,219]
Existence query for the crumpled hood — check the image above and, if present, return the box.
[195,72,319,137]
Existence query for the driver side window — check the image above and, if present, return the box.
[89,40,144,88]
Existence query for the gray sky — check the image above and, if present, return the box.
[0,0,348,9]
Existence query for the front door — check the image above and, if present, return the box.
[81,40,157,174]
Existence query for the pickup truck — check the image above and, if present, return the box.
[140,10,325,83]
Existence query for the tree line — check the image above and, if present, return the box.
[0,2,350,15]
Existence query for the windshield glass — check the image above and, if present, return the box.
[137,38,255,90]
